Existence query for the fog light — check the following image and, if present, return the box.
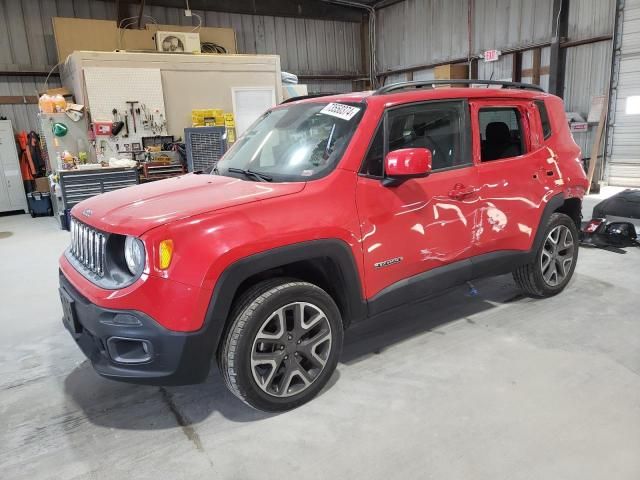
[158,239,174,270]
[106,337,153,364]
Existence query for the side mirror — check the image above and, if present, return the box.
[383,148,432,186]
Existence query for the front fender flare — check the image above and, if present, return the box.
[200,239,366,362]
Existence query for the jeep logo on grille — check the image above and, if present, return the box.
[82,208,93,217]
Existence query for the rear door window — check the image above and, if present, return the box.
[478,108,525,161]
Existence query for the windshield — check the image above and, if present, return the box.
[214,101,365,182]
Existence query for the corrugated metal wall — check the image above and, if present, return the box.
[376,0,615,165]
[565,41,612,156]
[0,75,61,135]
[473,0,553,52]
[521,47,551,92]
[133,5,363,78]
[564,0,616,161]
[0,0,363,132]
[376,0,468,72]
[376,0,555,74]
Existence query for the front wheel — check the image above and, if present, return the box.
[219,279,343,412]
[513,212,579,298]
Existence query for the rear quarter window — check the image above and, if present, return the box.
[535,100,552,139]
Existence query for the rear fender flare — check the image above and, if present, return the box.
[529,193,575,259]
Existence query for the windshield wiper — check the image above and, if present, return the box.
[227,167,273,182]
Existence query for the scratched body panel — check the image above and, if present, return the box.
[356,166,479,298]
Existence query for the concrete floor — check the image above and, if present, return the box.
[1,191,639,480]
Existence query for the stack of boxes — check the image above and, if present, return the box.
[191,109,236,144]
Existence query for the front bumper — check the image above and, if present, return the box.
[59,271,215,385]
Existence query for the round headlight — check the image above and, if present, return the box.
[124,236,145,276]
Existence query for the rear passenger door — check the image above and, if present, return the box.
[470,98,550,256]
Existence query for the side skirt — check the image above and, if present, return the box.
[365,250,531,318]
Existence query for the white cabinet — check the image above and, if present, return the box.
[0,120,27,213]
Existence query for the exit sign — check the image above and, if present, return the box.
[483,49,501,62]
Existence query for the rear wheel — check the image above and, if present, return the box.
[219,279,343,412]
[513,212,579,298]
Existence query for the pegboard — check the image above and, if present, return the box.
[83,67,168,158]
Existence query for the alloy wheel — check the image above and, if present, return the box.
[540,224,575,287]
[251,302,332,397]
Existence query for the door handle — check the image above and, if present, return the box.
[448,183,476,200]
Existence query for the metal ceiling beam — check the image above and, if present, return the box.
[116,0,365,22]
[375,34,612,81]
[372,0,406,10]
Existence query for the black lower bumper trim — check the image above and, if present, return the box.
[59,271,214,386]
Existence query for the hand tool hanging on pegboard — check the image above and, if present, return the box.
[126,101,139,133]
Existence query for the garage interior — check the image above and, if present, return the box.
[1,0,639,479]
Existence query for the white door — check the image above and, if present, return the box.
[0,120,27,212]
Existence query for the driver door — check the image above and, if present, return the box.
[356,100,480,313]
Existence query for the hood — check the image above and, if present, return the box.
[73,173,305,235]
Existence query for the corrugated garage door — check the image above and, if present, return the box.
[608,0,640,186]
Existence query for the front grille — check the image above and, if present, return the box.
[70,218,106,276]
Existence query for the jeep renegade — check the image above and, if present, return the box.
[59,81,588,412]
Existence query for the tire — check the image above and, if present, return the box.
[219,278,344,412]
[513,212,579,298]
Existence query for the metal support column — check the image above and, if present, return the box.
[549,0,570,97]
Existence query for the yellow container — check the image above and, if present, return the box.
[226,127,236,144]
[192,109,229,127]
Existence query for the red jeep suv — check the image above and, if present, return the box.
[59,81,588,412]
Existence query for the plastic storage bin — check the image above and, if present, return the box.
[26,192,53,218]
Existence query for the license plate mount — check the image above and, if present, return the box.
[59,288,81,335]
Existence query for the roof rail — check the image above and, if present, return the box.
[373,80,545,95]
[280,93,340,104]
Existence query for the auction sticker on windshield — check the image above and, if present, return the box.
[319,103,361,121]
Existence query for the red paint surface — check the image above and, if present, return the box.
[61,88,587,332]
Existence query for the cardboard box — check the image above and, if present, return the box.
[119,29,156,51]
[434,64,469,87]
[434,64,469,79]
[53,17,119,62]
[35,177,50,193]
[283,84,309,100]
